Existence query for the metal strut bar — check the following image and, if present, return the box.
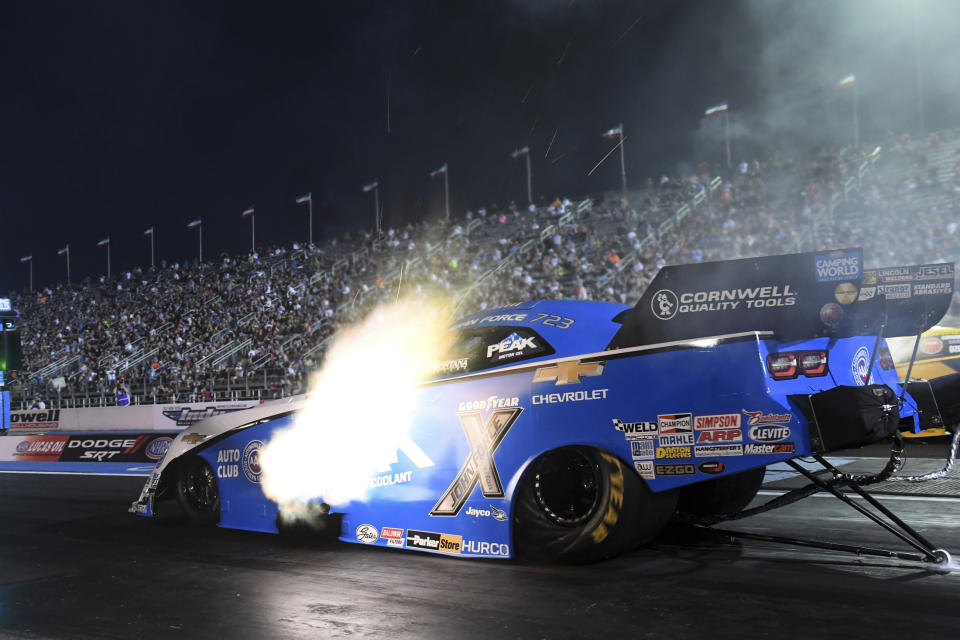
[705,528,928,563]
[786,458,939,562]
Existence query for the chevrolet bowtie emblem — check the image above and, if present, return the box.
[181,433,207,444]
[532,360,605,385]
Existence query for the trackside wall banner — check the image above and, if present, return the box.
[0,432,178,463]
[4,400,262,434]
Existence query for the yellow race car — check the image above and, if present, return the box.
[888,325,960,437]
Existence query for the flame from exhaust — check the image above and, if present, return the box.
[260,296,454,510]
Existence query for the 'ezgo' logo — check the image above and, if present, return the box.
[651,289,679,320]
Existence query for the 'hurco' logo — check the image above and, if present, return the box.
[533,361,605,385]
[651,289,678,320]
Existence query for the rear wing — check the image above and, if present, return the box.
[609,249,954,348]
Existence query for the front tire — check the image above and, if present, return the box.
[176,456,220,525]
[514,446,677,563]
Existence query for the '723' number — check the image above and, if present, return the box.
[530,313,574,329]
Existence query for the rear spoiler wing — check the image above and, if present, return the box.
[609,248,954,348]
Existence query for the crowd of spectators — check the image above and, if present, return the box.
[8,129,960,408]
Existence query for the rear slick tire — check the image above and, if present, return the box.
[514,446,677,563]
[176,456,220,525]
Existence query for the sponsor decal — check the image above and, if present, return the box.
[656,446,692,459]
[658,413,693,434]
[858,287,876,301]
[8,409,61,431]
[851,346,871,386]
[916,264,954,280]
[878,283,911,300]
[458,395,519,412]
[652,286,797,320]
[747,425,791,442]
[406,530,442,551]
[216,448,240,479]
[814,250,860,282]
[655,463,696,475]
[877,267,914,282]
[439,534,463,554]
[370,470,413,488]
[463,540,510,556]
[487,332,537,361]
[465,505,508,521]
[532,361,604,385]
[694,444,744,457]
[145,437,173,460]
[430,358,469,375]
[920,336,944,355]
[356,524,379,544]
[613,418,658,439]
[380,527,405,547]
[914,282,952,296]
[742,410,792,426]
[161,406,248,427]
[630,439,655,459]
[12,435,69,461]
[242,440,264,483]
[181,433,207,444]
[60,434,176,463]
[744,442,796,455]
[658,433,694,446]
[694,413,741,430]
[651,289,679,320]
[834,282,858,304]
[634,460,655,479]
[698,461,726,474]
[431,408,522,516]
[696,429,742,443]
[532,389,608,405]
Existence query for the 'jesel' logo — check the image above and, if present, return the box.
[430,408,522,516]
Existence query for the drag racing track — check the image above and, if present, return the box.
[3,455,960,639]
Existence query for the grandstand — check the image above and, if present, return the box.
[7,129,959,409]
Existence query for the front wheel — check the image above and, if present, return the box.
[514,446,677,563]
[176,456,220,525]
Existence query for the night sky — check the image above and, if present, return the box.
[2,0,958,293]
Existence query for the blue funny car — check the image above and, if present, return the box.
[132,248,957,563]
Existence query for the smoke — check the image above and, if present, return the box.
[693,0,960,163]
[260,296,454,511]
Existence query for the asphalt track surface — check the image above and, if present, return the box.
[3,452,960,639]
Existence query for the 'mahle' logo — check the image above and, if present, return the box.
[430,408,522,516]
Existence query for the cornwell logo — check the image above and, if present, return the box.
[430,408,522,516]
[161,406,247,427]
[533,361,604,385]
[651,285,797,320]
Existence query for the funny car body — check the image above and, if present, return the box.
[131,248,958,563]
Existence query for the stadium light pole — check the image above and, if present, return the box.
[363,181,380,237]
[143,227,155,269]
[429,163,449,223]
[97,237,111,278]
[187,218,202,262]
[601,125,626,199]
[511,146,532,205]
[20,255,32,292]
[242,206,255,253]
[57,244,70,284]
[704,102,730,168]
[295,193,312,245]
